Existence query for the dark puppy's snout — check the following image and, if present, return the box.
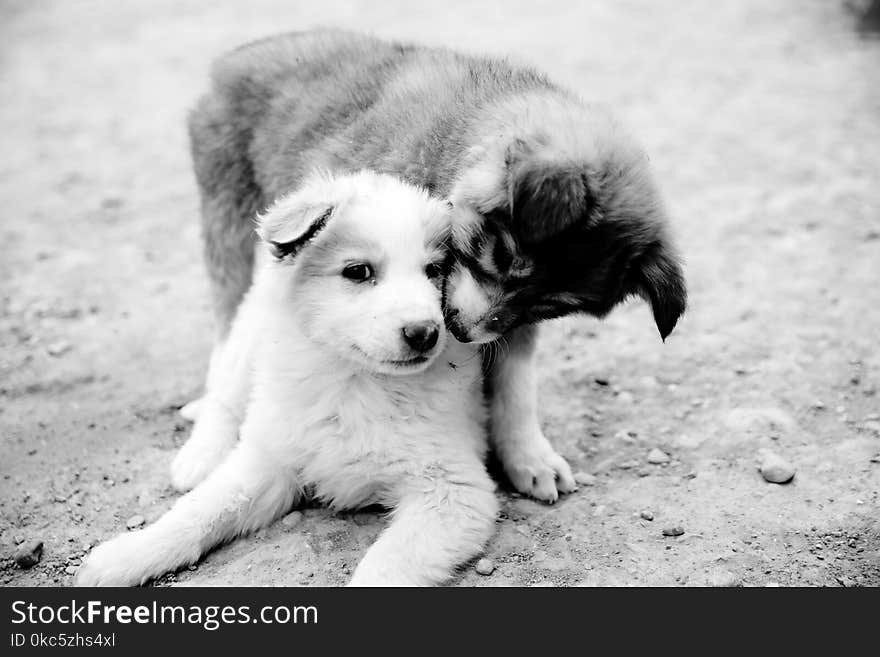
[443,309,472,343]
[402,321,440,352]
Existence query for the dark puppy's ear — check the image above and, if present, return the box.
[506,140,594,244]
[629,241,687,341]
[257,187,337,260]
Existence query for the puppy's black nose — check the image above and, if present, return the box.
[402,321,440,353]
[444,309,472,343]
[447,320,472,344]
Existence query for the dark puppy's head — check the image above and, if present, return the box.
[445,95,686,343]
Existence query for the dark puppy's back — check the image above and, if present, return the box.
[203,29,557,198]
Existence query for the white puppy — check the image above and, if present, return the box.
[77,171,498,587]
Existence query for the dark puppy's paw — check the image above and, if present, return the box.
[497,429,577,503]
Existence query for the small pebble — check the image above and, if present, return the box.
[614,430,637,443]
[640,510,654,521]
[64,566,78,576]
[647,448,670,465]
[573,471,596,486]
[126,514,145,530]
[14,540,43,568]
[862,421,880,435]
[707,569,740,587]
[281,511,303,528]
[662,526,685,537]
[475,558,495,576]
[46,341,73,357]
[759,452,796,484]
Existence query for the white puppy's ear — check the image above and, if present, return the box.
[257,175,345,260]
[259,206,333,260]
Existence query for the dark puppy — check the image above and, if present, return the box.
[188,30,686,502]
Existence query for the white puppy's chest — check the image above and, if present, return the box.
[252,330,487,509]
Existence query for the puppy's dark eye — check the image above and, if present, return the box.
[425,261,445,279]
[342,263,373,282]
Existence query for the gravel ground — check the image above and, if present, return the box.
[1,0,878,587]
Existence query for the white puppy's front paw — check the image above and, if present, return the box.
[346,571,385,587]
[347,565,417,587]
[170,402,239,491]
[76,531,159,587]
[498,431,577,503]
[170,439,230,492]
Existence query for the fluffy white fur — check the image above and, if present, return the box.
[77,171,498,587]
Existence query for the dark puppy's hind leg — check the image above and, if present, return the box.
[180,94,263,422]
[188,94,264,340]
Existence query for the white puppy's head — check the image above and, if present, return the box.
[257,171,453,376]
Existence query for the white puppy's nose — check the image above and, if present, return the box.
[402,321,440,353]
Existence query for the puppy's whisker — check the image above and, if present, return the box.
[462,347,483,366]
[488,340,499,371]
[499,335,510,361]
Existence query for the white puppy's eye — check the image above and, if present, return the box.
[342,263,373,282]
[425,261,444,279]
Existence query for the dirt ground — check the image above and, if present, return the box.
[1,0,878,587]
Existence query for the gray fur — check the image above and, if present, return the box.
[188,29,686,338]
